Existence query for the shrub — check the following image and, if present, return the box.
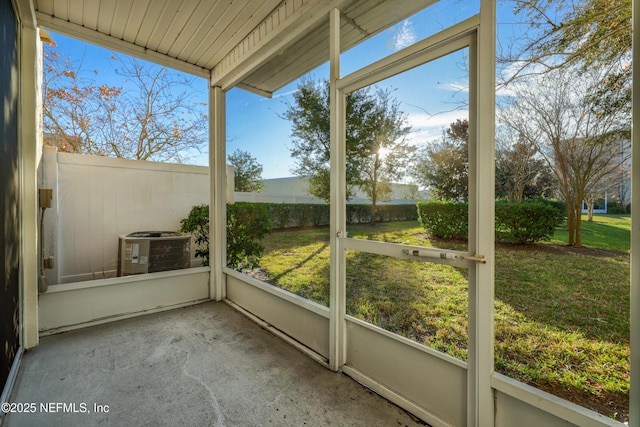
[269,203,292,228]
[227,203,271,270]
[416,201,468,240]
[263,203,328,228]
[495,200,562,244]
[346,204,370,224]
[180,203,271,270]
[607,201,627,214]
[416,199,564,244]
[261,203,418,229]
[374,204,419,223]
[539,198,566,225]
[180,204,210,265]
[345,204,418,224]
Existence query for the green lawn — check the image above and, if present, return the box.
[549,214,630,252]
[254,216,630,421]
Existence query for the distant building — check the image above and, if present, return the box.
[235,176,427,205]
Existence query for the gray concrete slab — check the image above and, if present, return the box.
[3,302,428,427]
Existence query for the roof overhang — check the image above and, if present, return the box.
[32,0,436,96]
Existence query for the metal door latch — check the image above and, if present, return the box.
[463,254,487,264]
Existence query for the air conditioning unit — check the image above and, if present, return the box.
[117,231,190,276]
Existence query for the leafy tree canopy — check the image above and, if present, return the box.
[502,0,631,115]
[283,78,411,204]
[495,130,556,203]
[412,119,469,202]
[228,149,264,193]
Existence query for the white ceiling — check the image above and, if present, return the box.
[32,0,436,96]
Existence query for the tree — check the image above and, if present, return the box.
[227,149,264,192]
[400,184,423,201]
[499,68,629,246]
[495,128,555,203]
[412,119,469,202]
[584,149,628,221]
[284,78,412,210]
[502,0,630,74]
[355,89,414,224]
[501,0,631,116]
[43,42,207,163]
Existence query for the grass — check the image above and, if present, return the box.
[548,214,630,252]
[253,216,630,421]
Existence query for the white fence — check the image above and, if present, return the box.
[40,148,210,285]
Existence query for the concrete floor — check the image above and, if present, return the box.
[3,302,427,427]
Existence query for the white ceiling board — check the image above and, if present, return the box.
[80,0,99,30]
[36,12,211,78]
[156,0,199,55]
[144,1,183,52]
[110,0,135,40]
[66,0,84,26]
[166,0,221,59]
[122,0,152,43]
[50,0,68,20]
[95,0,117,35]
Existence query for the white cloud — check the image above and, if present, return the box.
[443,82,469,93]
[408,110,468,129]
[390,20,416,51]
[406,110,469,145]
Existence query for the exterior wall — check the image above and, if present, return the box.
[0,0,20,400]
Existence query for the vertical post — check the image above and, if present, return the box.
[468,1,496,426]
[329,7,346,372]
[209,85,226,301]
[630,0,639,425]
[20,24,40,349]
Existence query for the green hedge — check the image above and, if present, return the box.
[495,200,564,244]
[242,202,418,229]
[264,203,331,228]
[345,204,418,224]
[417,199,566,244]
[607,201,627,214]
[538,198,566,225]
[416,201,468,240]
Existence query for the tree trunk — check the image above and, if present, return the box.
[574,204,583,247]
[370,191,377,226]
[566,201,576,246]
[574,191,585,247]
[370,158,378,226]
[514,181,524,204]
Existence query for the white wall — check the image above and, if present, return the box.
[41,149,210,284]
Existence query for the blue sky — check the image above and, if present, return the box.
[225,1,480,178]
[48,0,528,179]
